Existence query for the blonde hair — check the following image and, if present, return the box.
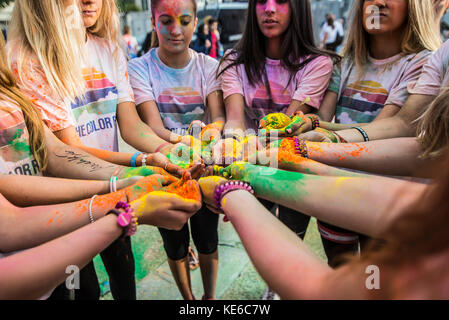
[0,33,47,171]
[417,88,449,159]
[342,0,442,72]
[87,0,122,59]
[8,0,87,103]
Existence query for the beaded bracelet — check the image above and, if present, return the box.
[352,126,370,142]
[214,180,255,212]
[291,137,309,158]
[307,115,320,130]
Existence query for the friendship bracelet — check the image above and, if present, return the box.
[109,176,118,193]
[307,114,320,130]
[130,152,142,167]
[155,142,171,154]
[352,126,370,142]
[88,194,99,224]
[214,180,255,212]
[141,153,148,167]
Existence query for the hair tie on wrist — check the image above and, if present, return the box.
[214,180,255,212]
[352,126,370,142]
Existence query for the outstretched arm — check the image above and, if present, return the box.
[0,174,173,252]
[224,163,426,237]
[0,214,122,300]
[306,138,433,178]
[332,94,436,142]
[0,174,140,207]
[221,190,332,299]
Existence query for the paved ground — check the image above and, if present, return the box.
[94,135,328,300]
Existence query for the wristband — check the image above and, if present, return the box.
[112,201,138,237]
[130,152,142,167]
[109,176,118,193]
[88,194,98,224]
[307,114,320,130]
[222,132,243,142]
[214,180,254,211]
[141,154,148,167]
[155,142,171,154]
[352,126,370,142]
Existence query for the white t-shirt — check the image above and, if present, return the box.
[408,39,449,96]
[328,50,431,124]
[71,35,135,152]
[128,48,222,136]
[8,35,135,152]
[320,21,344,44]
[0,95,42,175]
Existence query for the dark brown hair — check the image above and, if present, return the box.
[217,0,340,87]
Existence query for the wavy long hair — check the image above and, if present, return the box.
[7,0,87,103]
[342,0,442,73]
[218,0,340,87]
[0,33,47,171]
[417,88,449,159]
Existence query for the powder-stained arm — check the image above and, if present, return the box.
[0,174,197,253]
[220,190,332,299]
[0,174,141,207]
[224,163,427,237]
[332,94,436,142]
[306,138,433,177]
[0,214,123,300]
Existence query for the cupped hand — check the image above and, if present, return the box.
[132,191,202,230]
[299,128,336,143]
[124,174,175,202]
[198,176,228,209]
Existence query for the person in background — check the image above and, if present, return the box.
[320,13,344,52]
[193,23,211,55]
[122,25,139,60]
[208,18,222,59]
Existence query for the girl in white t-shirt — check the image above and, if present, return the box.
[315,0,442,134]
[129,0,225,301]
[300,0,443,268]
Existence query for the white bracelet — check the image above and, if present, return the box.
[109,176,118,193]
[141,153,148,167]
[88,194,98,223]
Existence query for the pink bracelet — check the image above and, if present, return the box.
[214,181,254,212]
[155,142,171,154]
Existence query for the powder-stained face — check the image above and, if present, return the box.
[363,0,408,35]
[255,0,292,39]
[79,0,103,28]
[152,0,198,54]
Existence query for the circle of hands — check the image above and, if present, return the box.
[129,110,332,223]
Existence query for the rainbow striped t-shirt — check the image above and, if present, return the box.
[329,51,431,124]
[0,96,41,176]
